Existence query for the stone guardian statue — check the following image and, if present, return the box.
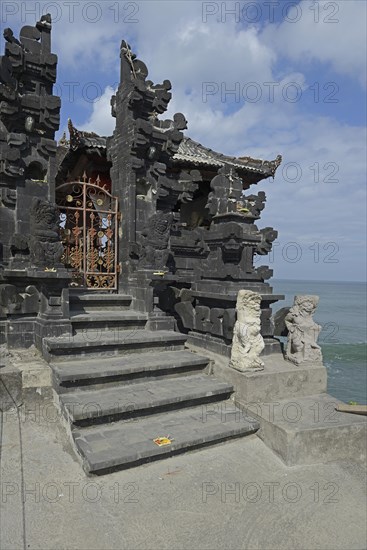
[285,295,323,365]
[229,290,265,372]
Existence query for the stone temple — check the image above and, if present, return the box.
[1,16,365,473]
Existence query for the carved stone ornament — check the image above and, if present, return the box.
[139,212,173,269]
[285,295,323,365]
[0,284,21,315]
[29,197,64,267]
[229,290,265,372]
[0,284,39,317]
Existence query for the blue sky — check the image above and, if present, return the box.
[1,0,366,281]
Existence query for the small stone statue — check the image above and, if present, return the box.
[285,295,322,365]
[139,212,173,269]
[29,198,64,267]
[229,290,265,372]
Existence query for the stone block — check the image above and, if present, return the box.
[0,366,22,410]
[146,315,175,331]
[22,364,52,388]
[240,394,367,466]
[6,318,36,348]
[213,353,327,402]
[187,331,232,357]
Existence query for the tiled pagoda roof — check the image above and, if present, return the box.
[58,120,282,179]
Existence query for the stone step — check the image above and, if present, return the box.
[70,311,148,333]
[239,393,367,466]
[43,330,187,361]
[73,401,259,473]
[59,374,233,426]
[69,293,133,312]
[52,350,210,391]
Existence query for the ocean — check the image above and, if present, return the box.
[271,279,367,405]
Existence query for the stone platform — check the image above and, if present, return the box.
[213,353,327,402]
[242,393,367,466]
[201,348,367,466]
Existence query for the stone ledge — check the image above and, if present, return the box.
[193,349,365,467]
[187,332,282,358]
[0,365,22,410]
[239,393,367,466]
[1,346,52,388]
[213,353,327,402]
[2,268,72,280]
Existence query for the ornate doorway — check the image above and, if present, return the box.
[56,173,119,290]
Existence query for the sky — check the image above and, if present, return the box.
[1,0,366,282]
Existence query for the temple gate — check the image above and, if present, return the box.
[56,173,119,290]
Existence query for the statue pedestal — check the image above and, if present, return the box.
[213,353,327,402]
[194,348,366,466]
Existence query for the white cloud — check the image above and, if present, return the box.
[79,86,116,136]
[133,3,276,99]
[262,0,367,87]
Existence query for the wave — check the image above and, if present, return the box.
[324,344,367,403]
[321,342,366,365]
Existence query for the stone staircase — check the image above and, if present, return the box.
[43,292,259,474]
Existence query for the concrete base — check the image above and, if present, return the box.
[240,393,367,466]
[0,346,53,411]
[213,353,327,402]
[198,349,366,467]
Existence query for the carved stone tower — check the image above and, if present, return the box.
[108,41,188,317]
[0,16,71,349]
[0,14,61,267]
[108,42,283,349]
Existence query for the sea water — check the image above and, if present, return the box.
[271,279,367,404]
